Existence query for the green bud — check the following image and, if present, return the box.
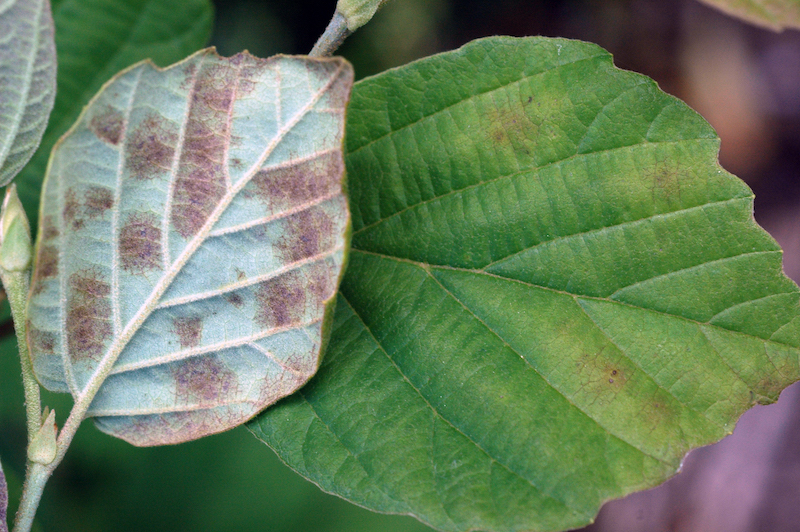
[28,408,57,465]
[0,184,32,272]
[336,0,392,31]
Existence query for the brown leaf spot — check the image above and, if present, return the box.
[119,213,162,274]
[252,152,342,210]
[42,216,59,241]
[172,167,226,238]
[105,409,242,447]
[236,53,273,95]
[254,271,306,328]
[173,356,237,403]
[63,189,83,230]
[224,292,244,308]
[28,323,56,355]
[483,101,537,147]
[31,245,58,295]
[648,157,685,204]
[126,113,178,180]
[276,208,336,264]
[306,262,337,305]
[89,106,125,145]
[66,269,112,361]
[171,62,238,237]
[180,62,198,90]
[172,317,203,348]
[36,244,58,277]
[307,58,352,107]
[84,186,114,218]
[576,348,628,400]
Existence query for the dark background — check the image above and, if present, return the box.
[2,0,800,530]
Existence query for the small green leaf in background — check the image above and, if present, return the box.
[0,0,56,186]
[697,0,800,30]
[0,455,7,532]
[251,36,800,532]
[27,49,353,446]
[15,0,213,228]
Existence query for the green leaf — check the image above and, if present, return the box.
[697,0,800,30]
[16,0,213,228]
[27,49,353,446]
[0,455,6,532]
[250,36,800,532]
[0,0,56,186]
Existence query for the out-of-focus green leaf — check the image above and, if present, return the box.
[0,0,56,186]
[697,0,800,30]
[27,49,353,446]
[16,0,213,228]
[251,36,800,532]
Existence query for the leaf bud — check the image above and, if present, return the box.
[28,408,57,465]
[0,185,32,272]
[336,0,392,31]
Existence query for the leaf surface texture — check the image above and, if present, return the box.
[0,0,56,185]
[28,50,353,446]
[16,0,213,227]
[250,37,800,532]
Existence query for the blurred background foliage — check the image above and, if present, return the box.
[2,0,800,530]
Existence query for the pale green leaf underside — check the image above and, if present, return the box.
[251,37,800,532]
[0,456,6,532]
[0,0,56,185]
[698,0,800,29]
[28,49,353,446]
[16,0,213,229]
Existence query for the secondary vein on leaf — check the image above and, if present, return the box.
[352,139,732,238]
[111,67,145,339]
[207,190,340,237]
[608,250,780,300]
[160,51,204,269]
[419,267,676,465]
[156,245,343,308]
[74,59,347,402]
[337,292,594,513]
[346,50,606,156]
[108,317,322,374]
[481,197,747,271]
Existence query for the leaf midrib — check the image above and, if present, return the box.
[69,57,346,405]
[351,248,800,350]
[335,294,590,521]
[354,248,800,435]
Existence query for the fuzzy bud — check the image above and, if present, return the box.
[0,185,32,272]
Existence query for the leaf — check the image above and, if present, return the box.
[696,0,800,30]
[0,456,6,532]
[0,0,56,186]
[27,49,353,446]
[16,0,213,229]
[250,36,800,532]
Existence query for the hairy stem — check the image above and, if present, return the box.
[0,270,40,442]
[11,463,48,532]
[310,11,352,57]
[1,268,49,532]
